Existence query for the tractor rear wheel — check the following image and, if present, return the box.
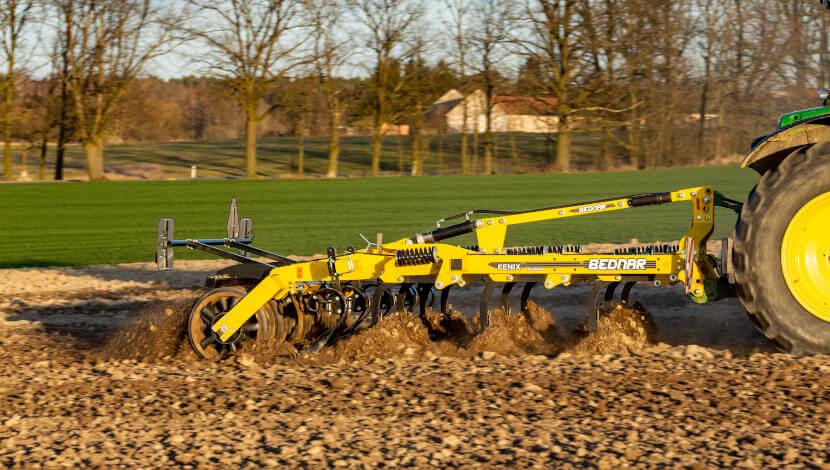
[733,142,830,355]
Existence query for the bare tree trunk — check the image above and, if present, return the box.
[296,114,305,178]
[38,135,47,181]
[460,102,469,174]
[628,90,641,169]
[410,133,421,176]
[371,128,383,176]
[396,134,404,174]
[410,100,423,176]
[326,106,340,178]
[437,129,445,174]
[245,108,257,178]
[471,119,479,174]
[555,114,571,172]
[84,136,104,180]
[600,125,613,170]
[55,0,73,181]
[510,133,518,168]
[2,58,13,181]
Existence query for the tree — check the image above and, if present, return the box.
[443,0,472,174]
[57,0,180,180]
[0,0,34,181]
[351,0,424,176]
[185,0,307,179]
[469,0,510,175]
[513,0,584,172]
[309,0,350,178]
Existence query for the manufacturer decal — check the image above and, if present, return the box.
[587,258,647,270]
[573,203,608,214]
[495,263,522,271]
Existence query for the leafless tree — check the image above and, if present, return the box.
[350,0,424,176]
[0,0,35,181]
[443,0,472,175]
[469,0,510,175]
[309,0,350,178]
[512,0,586,172]
[185,0,308,179]
[56,0,181,180]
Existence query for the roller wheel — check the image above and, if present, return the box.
[733,142,830,355]
[188,287,275,360]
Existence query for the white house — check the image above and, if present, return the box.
[425,89,559,134]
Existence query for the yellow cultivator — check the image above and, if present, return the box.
[157,188,742,359]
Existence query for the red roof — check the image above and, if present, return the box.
[494,95,558,115]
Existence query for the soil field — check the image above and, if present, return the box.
[0,258,828,467]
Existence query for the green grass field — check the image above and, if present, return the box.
[0,167,759,268]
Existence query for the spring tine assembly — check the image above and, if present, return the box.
[620,281,637,305]
[520,282,537,314]
[499,282,517,313]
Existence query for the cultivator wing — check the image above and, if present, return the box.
[157,187,742,359]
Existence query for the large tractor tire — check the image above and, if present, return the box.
[734,142,830,355]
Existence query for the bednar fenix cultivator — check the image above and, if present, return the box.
[157,87,830,358]
[157,188,744,360]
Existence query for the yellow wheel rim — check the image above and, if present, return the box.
[781,192,830,322]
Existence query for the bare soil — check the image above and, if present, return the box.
[0,258,828,467]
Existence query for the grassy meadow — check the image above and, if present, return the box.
[0,167,759,268]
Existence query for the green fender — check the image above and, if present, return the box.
[742,115,830,174]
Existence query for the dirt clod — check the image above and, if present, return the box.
[466,303,564,356]
[99,299,194,361]
[570,302,656,355]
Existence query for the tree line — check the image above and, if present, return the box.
[1,0,828,181]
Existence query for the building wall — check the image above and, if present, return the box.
[442,91,559,134]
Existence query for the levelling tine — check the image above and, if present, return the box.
[520,282,538,314]
[479,281,499,330]
[603,282,620,311]
[620,281,637,306]
[500,282,517,314]
[440,285,453,314]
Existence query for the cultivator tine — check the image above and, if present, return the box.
[519,282,538,314]
[603,282,620,311]
[440,285,453,314]
[620,281,637,306]
[587,283,603,332]
[479,281,500,330]
[371,283,395,325]
[416,283,433,316]
[395,284,416,314]
[500,282,517,313]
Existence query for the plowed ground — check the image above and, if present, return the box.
[1,260,828,468]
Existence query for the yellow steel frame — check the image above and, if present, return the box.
[212,186,717,342]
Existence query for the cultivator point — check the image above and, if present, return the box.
[157,188,744,359]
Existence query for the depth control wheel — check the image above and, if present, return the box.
[188,287,275,360]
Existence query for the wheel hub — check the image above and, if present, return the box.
[781,192,830,322]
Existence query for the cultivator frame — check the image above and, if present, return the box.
[158,188,742,358]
